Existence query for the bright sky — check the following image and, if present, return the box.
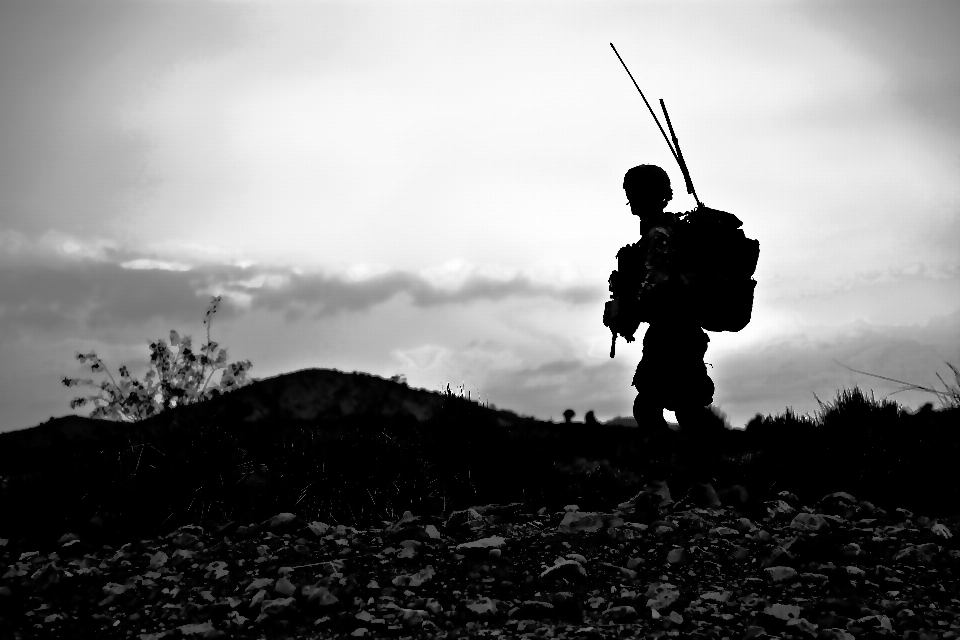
[2,0,958,432]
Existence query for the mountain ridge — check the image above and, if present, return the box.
[2,367,641,451]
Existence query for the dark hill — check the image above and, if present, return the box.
[1,368,691,547]
[5,367,531,448]
[3,368,957,550]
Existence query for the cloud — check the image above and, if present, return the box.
[0,248,603,343]
[0,0,250,236]
[2,241,957,433]
[225,266,600,323]
[0,246,605,432]
[393,345,447,370]
[801,1,960,138]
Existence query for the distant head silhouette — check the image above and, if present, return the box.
[623,164,673,218]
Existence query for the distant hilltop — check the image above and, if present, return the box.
[10,366,680,448]
[3,367,562,447]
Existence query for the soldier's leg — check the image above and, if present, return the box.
[633,390,667,430]
[674,405,718,484]
[671,326,718,484]
[633,392,676,484]
[662,324,713,408]
[633,324,671,430]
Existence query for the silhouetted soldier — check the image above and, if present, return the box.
[620,164,718,485]
[605,48,759,494]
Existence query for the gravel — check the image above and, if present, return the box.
[2,487,959,640]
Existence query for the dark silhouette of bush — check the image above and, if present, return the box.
[733,385,959,517]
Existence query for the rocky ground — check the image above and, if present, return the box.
[1,485,958,640]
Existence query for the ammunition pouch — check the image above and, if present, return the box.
[603,296,643,341]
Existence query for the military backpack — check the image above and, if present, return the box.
[604,205,760,339]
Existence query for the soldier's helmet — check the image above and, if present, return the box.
[623,165,673,207]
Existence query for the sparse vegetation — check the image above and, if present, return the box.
[61,296,255,422]
[834,358,960,409]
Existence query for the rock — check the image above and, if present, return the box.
[604,605,639,622]
[687,482,721,508]
[262,513,301,533]
[471,503,524,520]
[717,484,749,508]
[215,521,240,537]
[777,490,801,508]
[734,517,758,533]
[790,512,831,532]
[455,536,505,557]
[511,600,555,620]
[641,478,674,507]
[445,508,485,533]
[819,492,858,517]
[384,511,437,542]
[626,491,663,524]
[557,510,623,534]
[895,507,914,521]
[540,559,587,583]
[764,499,796,521]
[0,488,956,638]
[621,478,674,523]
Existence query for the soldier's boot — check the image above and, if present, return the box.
[673,404,720,490]
[683,479,721,509]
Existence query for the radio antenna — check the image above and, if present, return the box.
[660,99,701,207]
[610,43,702,208]
[609,44,678,163]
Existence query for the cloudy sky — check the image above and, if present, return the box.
[2,0,958,433]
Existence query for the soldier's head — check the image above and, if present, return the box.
[623,164,673,217]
